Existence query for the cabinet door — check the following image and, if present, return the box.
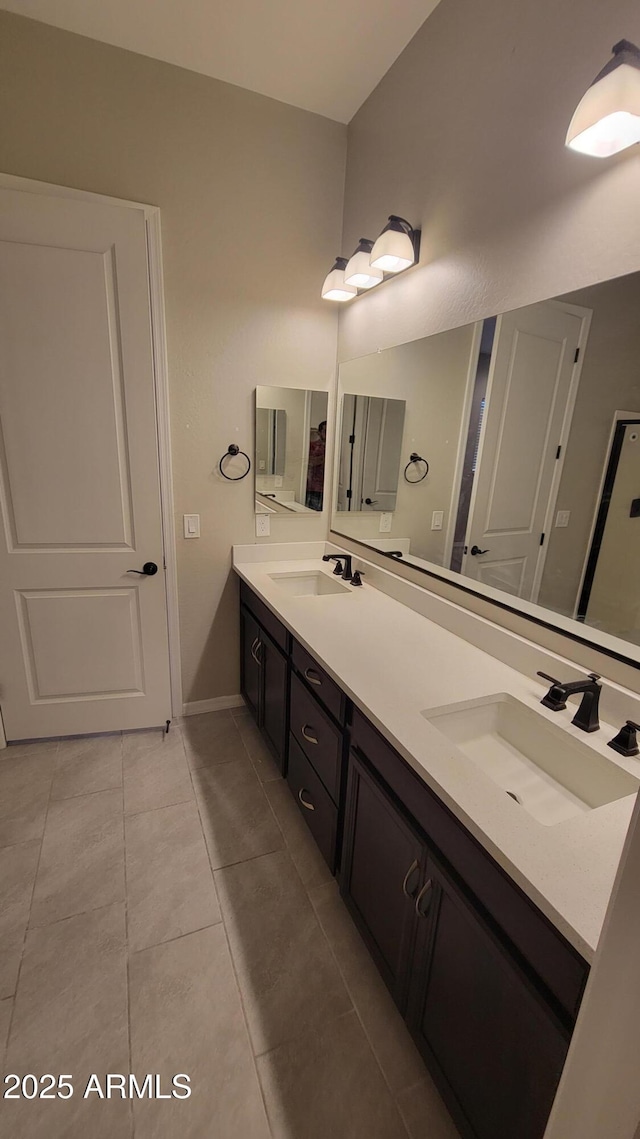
[261,629,288,772]
[340,750,426,1010]
[240,606,262,723]
[408,858,569,1139]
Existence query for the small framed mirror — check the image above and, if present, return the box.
[255,386,328,514]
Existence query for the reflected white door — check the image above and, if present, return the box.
[0,186,172,740]
[463,302,585,600]
[361,397,405,511]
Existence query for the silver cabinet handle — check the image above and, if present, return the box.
[298,788,315,811]
[251,638,262,665]
[304,667,322,687]
[402,859,420,900]
[415,878,433,918]
[301,724,318,745]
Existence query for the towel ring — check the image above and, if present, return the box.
[219,443,251,481]
[404,452,429,483]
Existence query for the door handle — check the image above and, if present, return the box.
[415,878,433,918]
[301,725,318,745]
[127,561,158,576]
[364,498,378,506]
[470,545,489,556]
[298,788,315,811]
[401,859,420,899]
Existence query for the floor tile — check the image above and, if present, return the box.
[0,997,12,1059]
[0,753,55,848]
[397,1076,462,1139]
[2,903,130,1139]
[264,779,332,891]
[309,880,425,1096]
[237,716,283,782]
[30,789,124,927]
[129,924,270,1139]
[125,800,221,952]
[1,739,58,760]
[52,734,122,799]
[193,758,283,869]
[182,710,247,770]
[0,841,41,998]
[257,1008,408,1139]
[123,730,192,815]
[215,849,351,1055]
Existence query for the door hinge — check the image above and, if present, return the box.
[574,347,580,363]
[349,434,355,444]
[556,444,562,460]
[540,532,545,546]
[346,489,352,500]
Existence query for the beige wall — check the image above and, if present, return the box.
[539,275,640,616]
[0,11,346,703]
[338,0,640,365]
[333,323,476,562]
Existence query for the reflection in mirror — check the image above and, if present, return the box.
[336,395,406,512]
[332,271,640,655]
[255,386,328,514]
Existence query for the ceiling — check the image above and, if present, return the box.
[0,0,441,122]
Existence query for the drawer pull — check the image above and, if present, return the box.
[415,878,433,918]
[301,724,318,745]
[298,787,315,811]
[401,859,420,900]
[251,638,262,665]
[304,667,323,687]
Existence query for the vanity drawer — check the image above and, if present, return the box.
[290,671,342,803]
[287,734,337,872]
[351,708,588,1022]
[292,640,346,724]
[239,582,290,654]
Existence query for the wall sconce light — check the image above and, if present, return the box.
[370,216,420,272]
[566,39,640,157]
[321,256,358,302]
[344,239,384,289]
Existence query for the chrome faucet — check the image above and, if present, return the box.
[322,553,353,582]
[536,670,602,733]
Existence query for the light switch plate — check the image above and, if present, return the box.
[275,475,283,488]
[379,512,392,533]
[431,510,444,531]
[183,513,200,538]
[555,510,570,528]
[256,514,270,537]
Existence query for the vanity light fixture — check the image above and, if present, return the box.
[370,216,420,272]
[321,256,357,302]
[566,39,640,157]
[344,239,384,289]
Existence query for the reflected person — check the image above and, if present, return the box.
[306,420,326,510]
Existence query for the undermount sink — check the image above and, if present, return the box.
[268,570,351,597]
[423,693,639,827]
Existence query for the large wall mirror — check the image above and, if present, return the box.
[256,386,328,514]
[332,270,640,662]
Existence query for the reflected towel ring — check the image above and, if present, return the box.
[404,452,429,483]
[219,443,251,481]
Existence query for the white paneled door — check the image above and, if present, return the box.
[0,186,172,740]
[463,301,588,603]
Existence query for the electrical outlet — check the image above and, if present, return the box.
[379,512,392,533]
[183,514,200,538]
[256,514,270,537]
[555,510,570,528]
[431,510,444,531]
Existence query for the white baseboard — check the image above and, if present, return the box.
[181,695,246,717]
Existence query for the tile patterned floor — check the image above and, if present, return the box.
[0,709,461,1138]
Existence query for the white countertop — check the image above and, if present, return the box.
[234,554,639,960]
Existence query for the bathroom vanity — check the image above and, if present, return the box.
[234,548,640,1139]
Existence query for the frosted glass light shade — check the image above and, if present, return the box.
[321,257,357,302]
[566,40,640,157]
[344,239,383,289]
[370,218,416,272]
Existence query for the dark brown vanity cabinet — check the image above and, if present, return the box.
[239,583,289,772]
[341,713,586,1139]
